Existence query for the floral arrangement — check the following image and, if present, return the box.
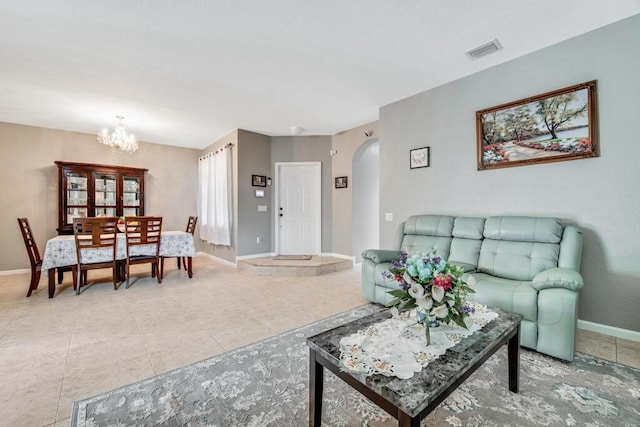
[383,251,475,329]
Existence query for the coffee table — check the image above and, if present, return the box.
[307,306,522,426]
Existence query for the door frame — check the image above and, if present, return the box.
[274,161,322,255]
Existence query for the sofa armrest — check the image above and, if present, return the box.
[362,249,401,264]
[532,267,584,292]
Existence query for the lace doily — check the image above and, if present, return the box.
[339,303,498,379]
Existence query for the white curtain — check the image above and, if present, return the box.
[198,146,232,246]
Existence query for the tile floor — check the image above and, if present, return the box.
[0,256,637,426]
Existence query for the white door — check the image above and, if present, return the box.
[276,162,321,255]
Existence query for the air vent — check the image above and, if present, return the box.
[466,39,503,60]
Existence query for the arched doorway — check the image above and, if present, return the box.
[352,138,379,263]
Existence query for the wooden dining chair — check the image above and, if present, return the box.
[160,216,197,277]
[17,217,44,297]
[17,217,77,297]
[72,217,119,295]
[124,216,163,288]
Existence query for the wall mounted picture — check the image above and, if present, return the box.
[252,174,267,187]
[476,80,599,171]
[335,176,348,189]
[410,147,430,169]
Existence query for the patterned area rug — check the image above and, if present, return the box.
[72,304,640,426]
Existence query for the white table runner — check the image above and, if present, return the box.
[339,303,498,379]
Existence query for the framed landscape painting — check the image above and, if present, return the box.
[476,80,599,171]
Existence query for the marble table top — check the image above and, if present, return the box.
[307,306,523,418]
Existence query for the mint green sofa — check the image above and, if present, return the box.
[362,215,584,361]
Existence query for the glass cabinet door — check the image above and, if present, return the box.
[66,172,89,225]
[122,176,142,217]
[95,173,118,217]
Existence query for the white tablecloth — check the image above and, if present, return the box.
[41,231,196,271]
[339,303,498,379]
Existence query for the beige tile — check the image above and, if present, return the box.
[142,330,226,374]
[617,338,640,369]
[0,377,61,427]
[576,328,617,362]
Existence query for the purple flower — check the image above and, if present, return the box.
[461,304,476,315]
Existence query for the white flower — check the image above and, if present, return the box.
[432,304,449,319]
[408,283,425,299]
[415,296,433,310]
[403,272,418,286]
[432,285,445,302]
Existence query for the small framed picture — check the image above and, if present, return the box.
[335,176,348,189]
[252,174,267,187]
[410,147,430,169]
[255,189,265,198]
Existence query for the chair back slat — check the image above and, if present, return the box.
[186,216,198,235]
[125,216,163,254]
[17,217,41,265]
[73,217,118,264]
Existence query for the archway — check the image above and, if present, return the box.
[352,138,379,263]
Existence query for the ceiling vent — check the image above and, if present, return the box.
[466,39,503,60]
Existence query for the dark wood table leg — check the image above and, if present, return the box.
[309,349,323,426]
[187,256,193,278]
[48,268,55,298]
[508,324,520,393]
[398,410,421,427]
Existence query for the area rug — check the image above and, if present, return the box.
[71,304,640,426]
[272,255,312,260]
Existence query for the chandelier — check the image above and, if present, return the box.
[97,115,138,153]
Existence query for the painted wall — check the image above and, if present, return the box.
[236,129,271,257]
[0,121,199,271]
[198,130,239,263]
[331,121,379,258]
[379,15,640,331]
[270,136,332,253]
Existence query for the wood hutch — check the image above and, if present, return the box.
[56,161,148,235]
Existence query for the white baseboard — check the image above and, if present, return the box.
[353,262,362,270]
[236,252,276,261]
[197,251,237,268]
[578,319,640,342]
[321,252,355,263]
[0,268,29,276]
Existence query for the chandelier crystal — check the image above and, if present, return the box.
[97,115,138,153]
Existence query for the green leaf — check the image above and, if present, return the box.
[452,315,469,329]
[387,289,410,300]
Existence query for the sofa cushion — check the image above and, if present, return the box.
[465,273,538,322]
[484,216,563,243]
[404,215,454,237]
[400,235,452,259]
[453,217,485,239]
[478,240,560,281]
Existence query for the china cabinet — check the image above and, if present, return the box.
[55,161,148,234]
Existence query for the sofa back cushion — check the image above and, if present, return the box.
[478,216,562,281]
[449,217,485,268]
[400,215,454,259]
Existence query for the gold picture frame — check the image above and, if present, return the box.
[476,80,599,171]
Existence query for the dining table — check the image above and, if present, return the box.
[41,230,196,298]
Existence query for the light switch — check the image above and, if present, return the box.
[385,213,393,222]
[258,205,268,212]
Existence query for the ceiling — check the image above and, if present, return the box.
[1,1,639,149]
